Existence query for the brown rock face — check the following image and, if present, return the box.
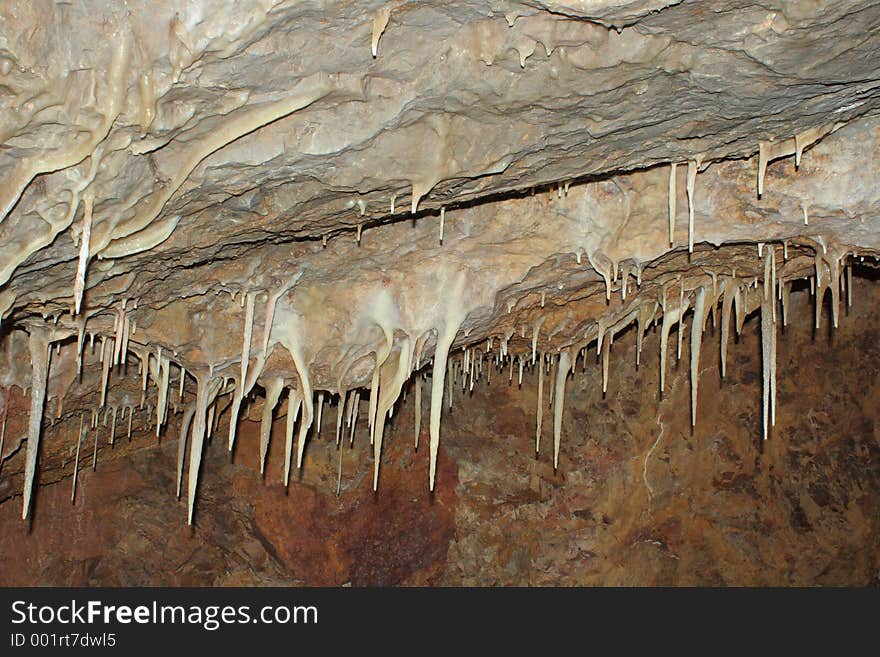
[0,1,879,585]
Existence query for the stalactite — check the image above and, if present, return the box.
[22,332,49,519]
[814,254,828,329]
[781,279,791,326]
[429,275,467,490]
[206,402,216,439]
[686,159,697,252]
[316,391,325,436]
[91,414,99,470]
[720,278,734,378]
[552,349,571,469]
[121,315,131,362]
[414,373,422,450]
[535,352,544,453]
[349,390,360,447]
[601,331,610,394]
[100,337,112,407]
[156,354,170,436]
[371,5,392,57]
[373,339,411,489]
[283,388,302,486]
[73,195,93,315]
[677,276,686,359]
[734,284,746,336]
[636,306,646,367]
[260,377,284,475]
[113,300,126,365]
[369,356,382,443]
[175,403,196,499]
[187,377,215,525]
[138,352,148,408]
[828,256,841,328]
[228,291,255,451]
[76,321,87,377]
[668,162,677,244]
[757,141,769,197]
[336,390,346,446]
[659,287,688,395]
[846,260,853,308]
[690,286,706,427]
[761,250,777,442]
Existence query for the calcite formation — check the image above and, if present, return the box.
[1,0,879,527]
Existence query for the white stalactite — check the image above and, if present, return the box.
[686,160,697,252]
[336,390,346,446]
[176,404,196,499]
[414,374,422,450]
[187,378,216,525]
[22,333,49,519]
[690,286,706,427]
[720,278,734,378]
[73,195,93,315]
[429,273,468,490]
[761,250,777,442]
[228,291,255,451]
[371,5,392,57]
[668,162,677,244]
[100,337,112,407]
[373,339,411,489]
[284,388,302,486]
[552,349,571,469]
[260,377,284,475]
[536,353,544,453]
[601,332,610,394]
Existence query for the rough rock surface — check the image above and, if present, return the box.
[0,0,879,583]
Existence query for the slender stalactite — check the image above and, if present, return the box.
[535,353,544,453]
[187,377,214,525]
[100,337,112,407]
[228,292,255,451]
[690,286,706,427]
[429,273,468,490]
[761,251,776,442]
[720,278,734,378]
[73,195,93,315]
[552,349,572,469]
[373,339,411,489]
[260,377,284,475]
[414,373,422,450]
[0,391,7,476]
[283,388,302,486]
[176,404,196,499]
[22,332,50,519]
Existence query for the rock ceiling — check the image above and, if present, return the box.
[1,0,879,522]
